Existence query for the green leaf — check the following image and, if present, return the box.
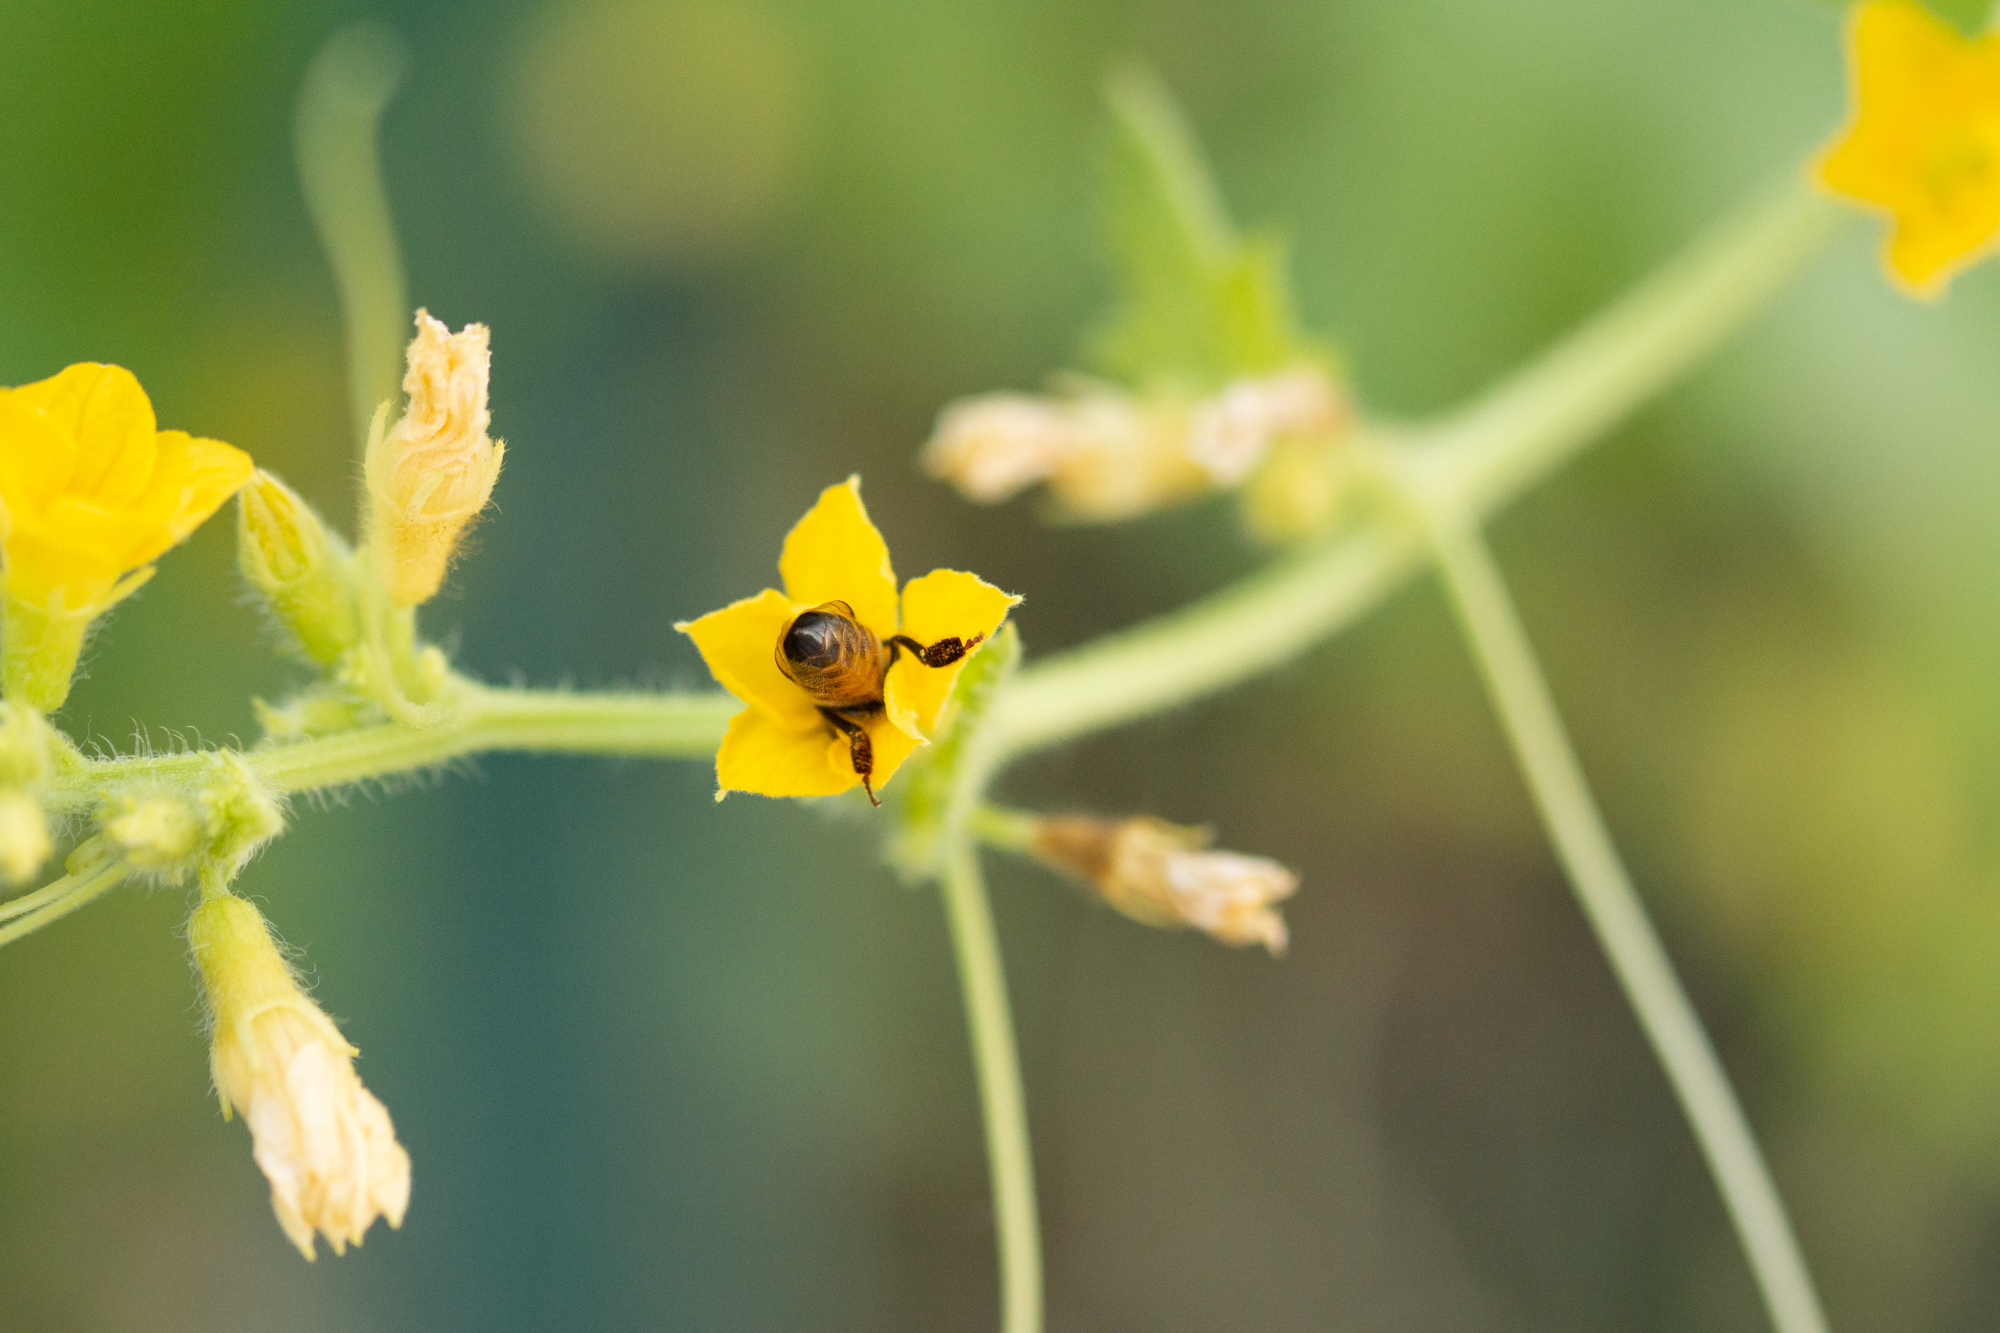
[1919,0,1996,36]
[1823,0,2000,37]
[1087,65,1307,389]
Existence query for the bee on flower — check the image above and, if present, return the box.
[678,478,1018,803]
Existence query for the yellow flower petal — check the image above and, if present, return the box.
[1816,0,2000,297]
[777,477,900,639]
[65,364,159,504]
[716,708,854,798]
[884,569,1020,739]
[714,704,925,800]
[0,364,252,612]
[676,587,821,727]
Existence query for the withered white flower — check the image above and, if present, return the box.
[1184,365,1344,486]
[188,894,411,1259]
[923,387,1208,522]
[1032,814,1298,955]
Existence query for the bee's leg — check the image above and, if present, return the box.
[819,707,879,807]
[885,632,986,669]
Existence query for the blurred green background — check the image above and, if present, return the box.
[3,0,1999,1328]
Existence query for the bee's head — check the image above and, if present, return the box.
[780,601,860,671]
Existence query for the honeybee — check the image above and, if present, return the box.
[775,600,983,806]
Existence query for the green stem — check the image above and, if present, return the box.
[1412,181,1842,517]
[987,179,1843,762]
[0,861,131,948]
[1410,485,1830,1333]
[42,687,738,810]
[295,23,410,457]
[941,835,1044,1333]
[969,804,1040,854]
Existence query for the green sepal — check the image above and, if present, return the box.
[1915,0,1995,37]
[884,622,1022,883]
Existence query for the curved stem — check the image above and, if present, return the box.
[988,179,1843,763]
[0,861,132,949]
[42,686,738,810]
[1411,486,1830,1333]
[941,835,1044,1333]
[295,23,410,456]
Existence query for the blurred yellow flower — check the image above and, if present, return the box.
[0,363,252,708]
[1817,0,2000,297]
[678,478,1017,802]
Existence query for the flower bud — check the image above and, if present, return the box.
[0,790,51,886]
[1032,814,1298,955]
[0,702,55,788]
[100,790,203,876]
[365,310,504,607]
[188,894,410,1259]
[238,470,358,665]
[253,690,381,743]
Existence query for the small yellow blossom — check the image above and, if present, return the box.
[1031,814,1298,954]
[188,894,410,1259]
[366,311,504,607]
[677,478,1017,801]
[0,363,252,709]
[1817,0,2000,297]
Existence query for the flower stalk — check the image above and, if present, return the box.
[1399,474,1830,1333]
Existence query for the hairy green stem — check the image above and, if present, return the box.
[1411,486,1830,1333]
[42,687,737,810]
[0,861,132,948]
[987,180,1843,762]
[295,23,410,456]
[941,835,1044,1333]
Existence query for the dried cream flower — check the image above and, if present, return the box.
[1185,365,1345,485]
[188,894,410,1259]
[1032,814,1298,955]
[923,388,1208,522]
[366,310,504,607]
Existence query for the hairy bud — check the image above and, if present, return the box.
[189,894,411,1259]
[238,470,358,665]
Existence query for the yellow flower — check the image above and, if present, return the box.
[1817,0,2000,297]
[678,478,1018,801]
[0,363,252,708]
